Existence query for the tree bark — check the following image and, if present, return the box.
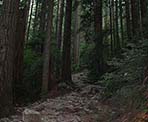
[119,0,124,46]
[131,0,140,38]
[42,0,54,95]
[109,0,114,54]
[26,0,34,42]
[93,0,104,76]
[61,0,72,83]
[0,0,19,117]
[33,0,39,34]
[140,0,147,38]
[39,0,49,53]
[56,0,65,49]
[115,0,120,51]
[55,0,60,38]
[125,0,132,40]
[73,0,80,65]
[13,7,28,103]
[112,0,116,52]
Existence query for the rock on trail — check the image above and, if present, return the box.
[0,71,112,122]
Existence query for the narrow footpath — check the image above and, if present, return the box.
[0,71,141,122]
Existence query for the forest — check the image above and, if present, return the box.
[0,0,148,121]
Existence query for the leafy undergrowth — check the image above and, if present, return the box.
[98,40,148,121]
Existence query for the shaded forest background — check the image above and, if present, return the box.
[0,0,148,119]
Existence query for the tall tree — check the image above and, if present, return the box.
[55,0,65,77]
[0,0,19,117]
[39,0,49,52]
[125,0,132,40]
[115,0,120,51]
[61,0,72,83]
[32,0,39,34]
[119,0,124,46]
[109,0,114,54]
[112,0,116,53]
[131,0,140,38]
[55,0,60,40]
[140,0,147,38]
[73,0,80,65]
[26,0,34,42]
[42,0,54,95]
[93,0,104,77]
[13,5,29,102]
[56,0,65,49]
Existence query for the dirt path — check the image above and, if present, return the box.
[0,71,120,122]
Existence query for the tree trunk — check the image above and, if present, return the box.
[26,0,34,42]
[26,0,31,25]
[112,0,116,52]
[55,0,60,38]
[56,0,65,49]
[109,0,114,55]
[115,0,120,51]
[0,0,19,117]
[13,7,28,103]
[73,0,80,65]
[93,0,104,77]
[33,0,39,34]
[140,0,147,38]
[61,0,72,83]
[119,0,124,46]
[42,0,54,95]
[39,0,49,53]
[131,0,140,38]
[125,0,132,40]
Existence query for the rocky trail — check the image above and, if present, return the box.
[0,71,131,122]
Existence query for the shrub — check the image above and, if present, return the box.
[16,48,43,103]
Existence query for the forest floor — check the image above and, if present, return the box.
[0,70,146,122]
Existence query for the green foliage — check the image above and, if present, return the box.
[72,64,81,73]
[110,85,147,109]
[71,41,95,73]
[79,41,95,67]
[101,40,148,98]
[28,31,45,53]
[80,0,94,42]
[20,48,42,102]
[95,40,148,110]
[24,48,40,65]
[20,0,28,8]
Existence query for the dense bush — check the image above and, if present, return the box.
[101,40,148,98]
[17,48,43,103]
[79,41,95,67]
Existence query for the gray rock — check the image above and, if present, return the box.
[23,109,41,122]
